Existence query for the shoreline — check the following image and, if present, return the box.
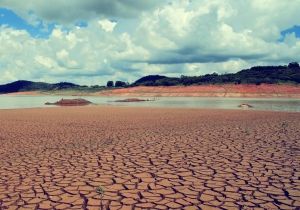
[1,104,299,115]
[1,83,300,98]
[3,91,300,98]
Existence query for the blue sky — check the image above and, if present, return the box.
[279,25,300,42]
[0,8,50,37]
[281,25,300,37]
[2,7,300,40]
[0,8,89,38]
[0,0,299,85]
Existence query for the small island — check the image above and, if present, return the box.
[113,98,156,102]
[45,98,92,106]
[238,104,253,108]
[114,98,147,102]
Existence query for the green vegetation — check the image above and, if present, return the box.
[97,185,105,204]
[0,62,299,94]
[106,81,114,87]
[115,81,128,87]
[0,80,113,94]
[245,128,250,135]
[281,121,289,132]
[131,62,300,87]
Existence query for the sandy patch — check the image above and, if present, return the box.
[6,91,41,95]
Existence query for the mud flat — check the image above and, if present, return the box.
[0,106,299,209]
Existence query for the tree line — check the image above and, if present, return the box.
[125,62,300,87]
[106,81,129,87]
[0,62,299,94]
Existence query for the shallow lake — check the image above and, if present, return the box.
[0,95,299,112]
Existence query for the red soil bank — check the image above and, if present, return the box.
[0,106,299,209]
[98,84,300,98]
[3,84,300,98]
[6,91,40,95]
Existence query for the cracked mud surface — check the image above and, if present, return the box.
[0,106,299,209]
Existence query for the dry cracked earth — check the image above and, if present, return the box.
[0,106,299,210]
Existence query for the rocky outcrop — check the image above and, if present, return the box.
[45,98,91,106]
[114,98,147,102]
[238,104,253,108]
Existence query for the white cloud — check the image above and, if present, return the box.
[98,20,117,32]
[0,0,300,85]
[55,49,78,68]
[0,0,164,26]
[284,32,300,48]
[3,70,17,81]
[34,55,55,68]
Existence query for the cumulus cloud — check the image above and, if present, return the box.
[0,21,119,84]
[0,0,300,85]
[98,20,117,32]
[117,0,300,68]
[129,0,299,64]
[0,0,164,26]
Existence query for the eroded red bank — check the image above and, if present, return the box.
[4,84,300,97]
[98,84,300,97]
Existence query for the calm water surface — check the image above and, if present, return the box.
[0,95,299,112]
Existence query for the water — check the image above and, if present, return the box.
[0,95,299,112]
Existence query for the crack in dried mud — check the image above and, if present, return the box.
[0,107,299,209]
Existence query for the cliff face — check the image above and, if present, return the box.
[97,84,300,98]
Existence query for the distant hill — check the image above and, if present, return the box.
[132,62,300,86]
[1,62,299,93]
[133,75,167,86]
[0,80,79,94]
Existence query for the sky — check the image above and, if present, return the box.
[0,0,300,86]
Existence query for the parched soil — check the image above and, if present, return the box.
[98,84,300,98]
[0,107,299,209]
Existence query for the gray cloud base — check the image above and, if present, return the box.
[0,0,299,85]
[0,0,164,25]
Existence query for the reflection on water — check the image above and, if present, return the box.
[0,95,299,112]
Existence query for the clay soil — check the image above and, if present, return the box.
[0,107,299,209]
[6,91,41,95]
[4,84,300,98]
[98,84,300,98]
